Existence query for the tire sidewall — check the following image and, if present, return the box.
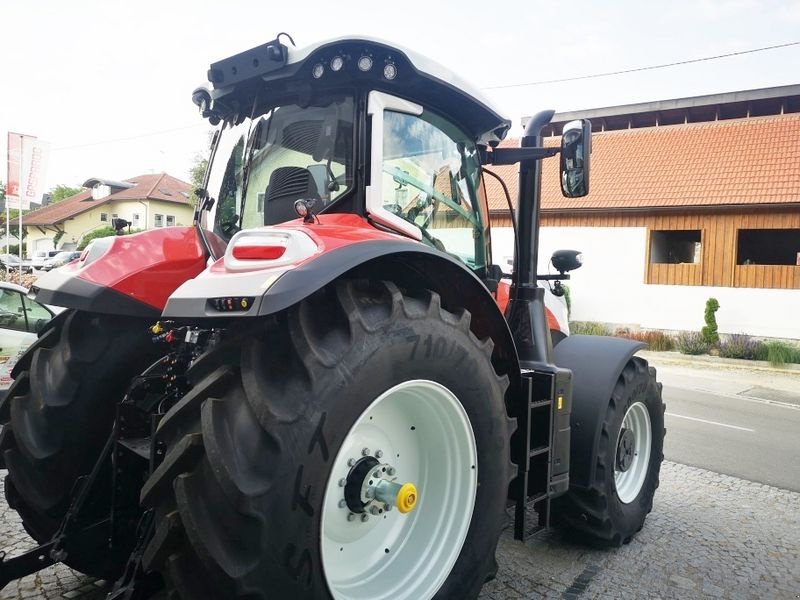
[603,367,664,535]
[251,310,509,599]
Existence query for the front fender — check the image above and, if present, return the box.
[30,227,207,317]
[553,334,646,490]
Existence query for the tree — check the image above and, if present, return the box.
[49,184,84,203]
[188,154,208,207]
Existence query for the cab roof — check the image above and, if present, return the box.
[203,35,511,145]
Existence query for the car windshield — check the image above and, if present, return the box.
[204,94,356,242]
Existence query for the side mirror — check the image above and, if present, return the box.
[560,119,591,198]
[551,249,583,274]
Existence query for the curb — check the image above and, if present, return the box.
[637,350,800,375]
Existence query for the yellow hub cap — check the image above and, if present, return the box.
[396,483,418,514]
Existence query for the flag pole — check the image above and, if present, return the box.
[18,134,24,266]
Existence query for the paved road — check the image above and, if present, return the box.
[654,362,800,492]
[3,462,799,599]
[2,356,799,599]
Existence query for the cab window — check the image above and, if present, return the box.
[381,110,485,269]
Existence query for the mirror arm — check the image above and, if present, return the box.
[488,146,560,165]
[536,273,570,281]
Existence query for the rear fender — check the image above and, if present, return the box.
[553,334,646,490]
[164,237,520,380]
[30,227,207,318]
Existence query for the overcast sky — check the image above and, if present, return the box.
[2,0,799,193]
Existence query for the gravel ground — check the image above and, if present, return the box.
[2,462,799,599]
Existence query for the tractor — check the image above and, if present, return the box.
[0,34,664,599]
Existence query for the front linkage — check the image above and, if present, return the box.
[0,322,218,596]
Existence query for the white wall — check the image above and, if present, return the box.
[491,226,800,340]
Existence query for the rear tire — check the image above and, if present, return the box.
[141,280,514,599]
[551,357,664,545]
[0,310,162,577]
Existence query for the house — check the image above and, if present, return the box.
[22,173,193,254]
[486,85,800,339]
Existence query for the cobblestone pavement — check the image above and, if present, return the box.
[2,462,799,599]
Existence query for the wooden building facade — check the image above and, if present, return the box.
[485,85,800,292]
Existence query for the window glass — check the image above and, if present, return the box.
[154,214,164,228]
[649,230,701,264]
[0,289,27,333]
[166,215,176,226]
[381,110,484,268]
[22,298,52,333]
[205,95,355,242]
[737,229,800,265]
[100,213,108,222]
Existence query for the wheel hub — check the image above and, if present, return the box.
[616,428,635,472]
[342,454,417,516]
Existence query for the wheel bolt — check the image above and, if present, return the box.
[347,458,356,467]
[375,449,383,458]
[362,448,371,456]
[339,478,347,487]
[347,513,356,522]
[373,470,382,478]
[370,506,381,515]
[387,467,396,476]
[385,504,392,512]
[361,513,370,523]
[338,499,347,508]
[365,489,375,499]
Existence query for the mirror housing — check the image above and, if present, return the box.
[560,119,591,197]
[551,249,583,274]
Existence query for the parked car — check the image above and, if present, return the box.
[0,253,33,274]
[0,281,62,396]
[41,251,82,272]
[31,249,60,270]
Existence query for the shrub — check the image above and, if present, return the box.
[760,341,800,367]
[562,284,571,319]
[614,329,674,351]
[674,331,711,355]
[718,333,762,360]
[701,297,720,345]
[570,321,611,336]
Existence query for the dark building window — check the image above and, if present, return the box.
[737,229,800,266]
[649,230,702,264]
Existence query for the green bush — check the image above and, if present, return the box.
[562,284,571,319]
[570,321,611,336]
[77,226,142,250]
[675,331,711,355]
[760,341,800,367]
[701,297,720,345]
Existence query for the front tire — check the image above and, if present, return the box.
[141,280,514,599]
[0,310,162,577]
[552,356,664,545]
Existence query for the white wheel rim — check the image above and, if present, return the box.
[321,379,477,600]
[614,401,652,504]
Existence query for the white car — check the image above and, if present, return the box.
[0,282,63,395]
[31,249,59,270]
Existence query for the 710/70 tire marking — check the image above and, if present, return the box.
[665,412,755,432]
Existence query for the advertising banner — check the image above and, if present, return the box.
[6,133,49,209]
[5,132,23,206]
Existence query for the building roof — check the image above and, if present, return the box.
[483,113,800,215]
[22,173,192,227]
[532,84,800,136]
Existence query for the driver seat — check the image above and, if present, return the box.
[264,167,319,225]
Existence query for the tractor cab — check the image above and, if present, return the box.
[193,36,512,275]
